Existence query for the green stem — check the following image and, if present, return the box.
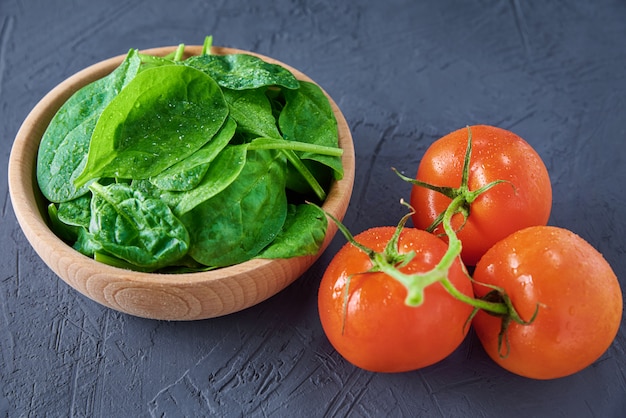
[248,138,343,157]
[248,137,343,201]
[436,194,512,315]
[281,149,326,201]
[173,43,185,62]
[201,36,213,55]
[376,253,454,306]
[393,169,457,199]
[439,278,508,315]
[368,197,514,319]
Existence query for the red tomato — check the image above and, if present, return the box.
[410,125,552,265]
[318,227,474,373]
[472,226,623,380]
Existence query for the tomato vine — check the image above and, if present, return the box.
[316,126,540,357]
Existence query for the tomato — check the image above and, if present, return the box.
[472,226,623,380]
[410,125,552,265]
[318,227,474,373]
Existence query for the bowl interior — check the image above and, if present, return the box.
[8,45,355,320]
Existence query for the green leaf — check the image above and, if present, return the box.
[279,80,343,179]
[183,53,299,90]
[222,88,282,139]
[182,149,288,268]
[73,228,102,257]
[57,194,92,229]
[88,182,190,269]
[257,203,327,259]
[164,144,249,215]
[149,117,237,192]
[47,203,79,242]
[37,50,141,202]
[74,65,229,186]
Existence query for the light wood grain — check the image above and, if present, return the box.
[8,46,355,321]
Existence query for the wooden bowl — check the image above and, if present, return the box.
[8,45,355,321]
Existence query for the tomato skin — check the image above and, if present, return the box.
[318,227,474,373]
[410,125,552,265]
[472,226,623,380]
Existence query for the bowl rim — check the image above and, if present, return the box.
[8,45,355,319]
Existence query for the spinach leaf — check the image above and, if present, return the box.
[57,195,92,229]
[256,204,327,259]
[222,88,282,139]
[183,53,299,90]
[47,203,79,242]
[164,144,249,216]
[74,228,102,257]
[222,88,333,200]
[149,117,237,192]
[182,149,288,268]
[37,39,343,272]
[37,50,141,202]
[88,182,190,269]
[279,80,343,179]
[51,195,92,248]
[74,65,229,186]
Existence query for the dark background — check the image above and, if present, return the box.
[2,0,625,416]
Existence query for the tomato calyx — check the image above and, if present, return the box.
[321,200,426,305]
[467,288,540,358]
[331,201,415,269]
[394,126,514,234]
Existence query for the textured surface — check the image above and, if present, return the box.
[1,0,625,417]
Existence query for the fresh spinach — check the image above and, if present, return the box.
[37,50,141,202]
[88,182,190,269]
[57,195,92,229]
[182,149,288,268]
[73,228,102,258]
[222,87,332,200]
[36,39,344,272]
[222,88,282,139]
[74,65,229,186]
[163,143,249,216]
[256,204,328,259]
[279,80,343,179]
[183,53,299,90]
[47,203,79,242]
[149,117,237,192]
